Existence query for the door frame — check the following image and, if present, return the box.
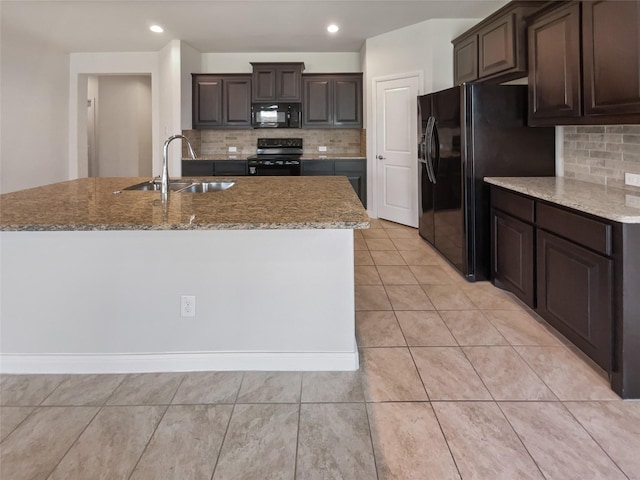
[370,71,424,221]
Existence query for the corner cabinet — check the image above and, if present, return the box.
[192,74,252,129]
[302,74,363,128]
[250,62,305,102]
[528,1,640,125]
[490,188,535,307]
[301,158,366,207]
[452,1,542,85]
[490,184,640,399]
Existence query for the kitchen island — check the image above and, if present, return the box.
[0,176,369,373]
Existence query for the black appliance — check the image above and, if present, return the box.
[247,138,303,176]
[418,84,555,282]
[252,103,301,128]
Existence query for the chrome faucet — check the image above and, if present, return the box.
[161,134,197,200]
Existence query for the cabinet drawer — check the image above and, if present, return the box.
[491,188,534,222]
[537,203,612,255]
[182,160,214,176]
[302,160,334,175]
[214,160,247,176]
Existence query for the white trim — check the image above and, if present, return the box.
[370,71,423,223]
[0,350,359,374]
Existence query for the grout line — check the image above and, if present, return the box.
[209,402,236,480]
[43,404,103,479]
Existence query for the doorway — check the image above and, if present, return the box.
[87,75,152,177]
[373,74,421,227]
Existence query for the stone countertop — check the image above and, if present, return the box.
[183,155,366,161]
[0,176,370,231]
[484,177,640,224]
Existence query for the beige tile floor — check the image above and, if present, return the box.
[2,218,639,479]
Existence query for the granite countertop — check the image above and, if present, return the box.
[484,177,640,224]
[0,177,370,231]
[182,155,366,161]
[184,155,249,160]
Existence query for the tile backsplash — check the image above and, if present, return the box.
[182,129,364,157]
[563,125,640,192]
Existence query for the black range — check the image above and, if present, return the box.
[247,138,303,176]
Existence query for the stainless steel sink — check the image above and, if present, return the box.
[122,180,191,192]
[120,179,235,193]
[175,180,235,193]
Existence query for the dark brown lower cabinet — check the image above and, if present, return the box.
[491,209,534,307]
[490,185,640,398]
[537,229,612,371]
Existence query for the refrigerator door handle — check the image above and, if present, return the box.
[431,122,440,180]
[426,117,437,183]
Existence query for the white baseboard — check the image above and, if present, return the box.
[0,351,360,374]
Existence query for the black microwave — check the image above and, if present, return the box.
[252,103,301,128]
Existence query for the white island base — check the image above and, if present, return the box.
[1,229,357,373]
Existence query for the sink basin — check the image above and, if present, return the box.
[120,179,235,193]
[122,180,191,192]
[175,181,235,193]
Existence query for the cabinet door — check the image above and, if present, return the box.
[252,66,276,102]
[276,65,302,102]
[537,229,613,370]
[223,77,252,127]
[193,75,223,128]
[528,3,581,123]
[303,77,332,127]
[453,35,479,85]
[334,76,362,127]
[491,209,534,307]
[478,13,516,78]
[583,0,640,118]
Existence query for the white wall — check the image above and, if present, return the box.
[362,18,478,212]
[0,24,70,193]
[69,52,162,179]
[180,42,202,130]
[158,40,184,175]
[95,75,152,177]
[200,52,362,73]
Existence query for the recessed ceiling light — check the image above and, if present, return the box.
[150,25,164,33]
[327,24,339,34]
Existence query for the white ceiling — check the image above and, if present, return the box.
[1,0,509,53]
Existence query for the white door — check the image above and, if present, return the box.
[375,75,421,227]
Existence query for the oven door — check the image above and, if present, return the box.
[248,160,301,176]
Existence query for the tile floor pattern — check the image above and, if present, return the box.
[1,218,639,479]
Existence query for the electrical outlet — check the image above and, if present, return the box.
[181,295,196,317]
[625,172,640,188]
[626,194,640,209]
[228,146,237,153]
[318,146,327,152]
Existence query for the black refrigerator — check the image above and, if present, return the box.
[418,84,555,282]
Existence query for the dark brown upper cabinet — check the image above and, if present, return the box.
[452,1,542,85]
[582,1,640,119]
[302,74,362,128]
[528,2,582,123]
[453,36,479,84]
[251,62,305,102]
[528,1,640,125]
[192,74,252,129]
